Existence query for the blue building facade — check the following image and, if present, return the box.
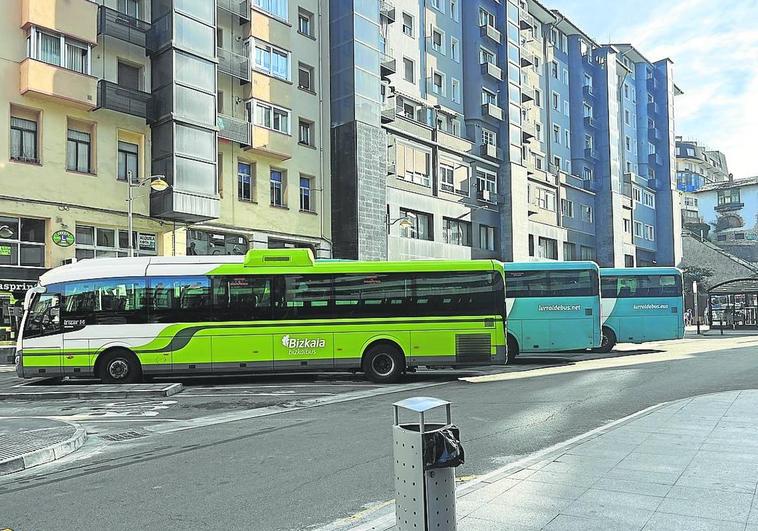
[329,0,682,267]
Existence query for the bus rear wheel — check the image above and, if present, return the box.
[507,334,519,361]
[363,344,404,384]
[595,327,616,354]
[97,349,141,384]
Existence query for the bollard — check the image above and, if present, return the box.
[393,397,464,531]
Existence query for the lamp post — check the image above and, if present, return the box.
[693,281,700,335]
[127,171,169,257]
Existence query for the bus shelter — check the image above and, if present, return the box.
[708,278,758,330]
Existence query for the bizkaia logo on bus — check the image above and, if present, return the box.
[281,335,327,355]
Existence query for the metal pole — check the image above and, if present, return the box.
[127,170,134,258]
[693,281,700,334]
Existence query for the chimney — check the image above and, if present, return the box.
[728,173,734,182]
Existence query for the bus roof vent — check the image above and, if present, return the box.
[243,248,315,268]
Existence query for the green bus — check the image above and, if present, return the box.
[17,249,508,383]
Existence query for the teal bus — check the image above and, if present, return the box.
[17,249,508,384]
[504,261,601,356]
[598,267,685,352]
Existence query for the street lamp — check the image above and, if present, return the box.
[0,225,13,239]
[386,215,414,234]
[127,171,169,258]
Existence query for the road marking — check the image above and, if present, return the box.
[147,380,446,435]
[462,337,758,384]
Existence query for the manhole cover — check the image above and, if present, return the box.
[99,431,148,442]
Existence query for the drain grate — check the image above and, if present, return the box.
[99,431,148,442]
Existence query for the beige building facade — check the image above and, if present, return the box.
[0,0,331,302]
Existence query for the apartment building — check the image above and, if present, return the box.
[330,0,681,267]
[675,136,730,230]
[0,0,331,301]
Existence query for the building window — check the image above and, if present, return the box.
[440,163,454,192]
[634,221,643,237]
[584,74,592,90]
[482,88,497,105]
[480,47,495,64]
[564,130,570,148]
[550,61,558,79]
[75,225,156,259]
[450,0,459,21]
[633,187,642,202]
[450,37,460,62]
[624,109,630,125]
[476,170,497,200]
[644,224,655,241]
[297,8,314,37]
[717,189,740,205]
[117,141,138,182]
[399,209,433,241]
[623,219,631,233]
[480,225,495,251]
[563,242,576,260]
[624,84,629,98]
[562,68,569,85]
[431,28,444,53]
[533,187,556,211]
[252,101,291,134]
[551,91,560,111]
[535,123,543,142]
[561,198,574,218]
[238,162,253,201]
[581,205,593,223]
[119,0,140,18]
[430,0,443,12]
[396,143,431,187]
[534,89,542,108]
[402,12,414,36]
[67,127,92,173]
[298,63,314,91]
[538,237,558,260]
[0,216,45,268]
[187,230,248,256]
[403,57,415,83]
[431,71,445,95]
[625,136,631,151]
[563,100,570,116]
[552,124,560,144]
[479,8,495,27]
[443,218,471,246]
[482,129,496,145]
[254,41,291,80]
[642,190,656,208]
[584,103,592,118]
[117,61,141,90]
[27,27,91,75]
[9,116,38,163]
[270,169,285,206]
[451,78,461,103]
[253,0,288,20]
[580,246,595,260]
[299,176,313,211]
[298,119,313,146]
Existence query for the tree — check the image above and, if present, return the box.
[681,265,714,293]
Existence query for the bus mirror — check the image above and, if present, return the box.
[50,307,60,324]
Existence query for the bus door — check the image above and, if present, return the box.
[21,290,63,377]
[210,276,274,372]
[272,275,334,370]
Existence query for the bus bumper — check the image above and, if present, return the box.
[494,345,507,364]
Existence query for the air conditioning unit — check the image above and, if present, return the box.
[479,190,492,202]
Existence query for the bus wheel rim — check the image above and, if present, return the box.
[109,359,129,379]
[372,353,394,377]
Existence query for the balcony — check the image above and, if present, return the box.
[521,117,536,139]
[621,175,633,198]
[521,86,534,103]
[480,143,502,161]
[648,101,659,115]
[217,114,251,145]
[480,24,501,45]
[582,178,602,193]
[647,177,660,190]
[246,126,292,160]
[648,127,663,141]
[98,5,151,48]
[477,189,498,204]
[22,0,98,45]
[19,58,97,109]
[381,100,396,123]
[582,53,594,67]
[96,80,151,119]
[481,103,503,121]
[480,61,502,80]
[584,147,600,160]
[584,116,597,129]
[520,54,534,67]
[582,85,595,100]
[379,0,396,23]
[217,46,250,83]
[519,13,535,30]
[380,52,396,79]
[649,152,662,166]
[714,201,745,213]
[217,0,250,23]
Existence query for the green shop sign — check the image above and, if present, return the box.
[52,230,75,247]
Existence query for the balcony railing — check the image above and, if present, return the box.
[521,86,534,103]
[217,114,251,145]
[584,116,597,129]
[96,80,151,119]
[380,52,396,79]
[481,61,502,80]
[584,147,599,160]
[582,85,595,99]
[481,103,503,120]
[480,24,501,44]
[381,100,396,123]
[217,46,250,83]
[217,0,250,22]
[520,54,534,67]
[648,101,659,115]
[98,5,150,48]
[479,143,502,160]
[519,13,535,30]
[379,0,395,23]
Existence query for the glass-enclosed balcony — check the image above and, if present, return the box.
[217,114,251,145]
[217,0,250,23]
[217,46,250,83]
[98,5,151,48]
[96,80,151,119]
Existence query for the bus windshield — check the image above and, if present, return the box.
[23,291,60,338]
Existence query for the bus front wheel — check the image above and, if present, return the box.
[363,344,404,384]
[595,327,617,354]
[97,349,142,384]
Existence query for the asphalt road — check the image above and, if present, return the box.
[1,334,758,531]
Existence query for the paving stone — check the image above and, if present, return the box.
[544,513,637,530]
[468,494,569,529]
[500,478,586,501]
[643,512,745,531]
[591,477,672,498]
[560,498,654,528]
[523,468,603,488]
[656,484,753,523]
[575,487,663,511]
[605,466,682,486]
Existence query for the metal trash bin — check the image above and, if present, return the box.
[393,397,464,531]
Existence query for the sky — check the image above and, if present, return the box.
[548,0,758,178]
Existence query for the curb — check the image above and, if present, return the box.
[317,400,673,531]
[0,382,184,401]
[0,420,87,476]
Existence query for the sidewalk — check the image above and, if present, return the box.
[353,390,758,530]
[0,417,86,475]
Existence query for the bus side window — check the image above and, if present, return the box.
[148,277,210,323]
